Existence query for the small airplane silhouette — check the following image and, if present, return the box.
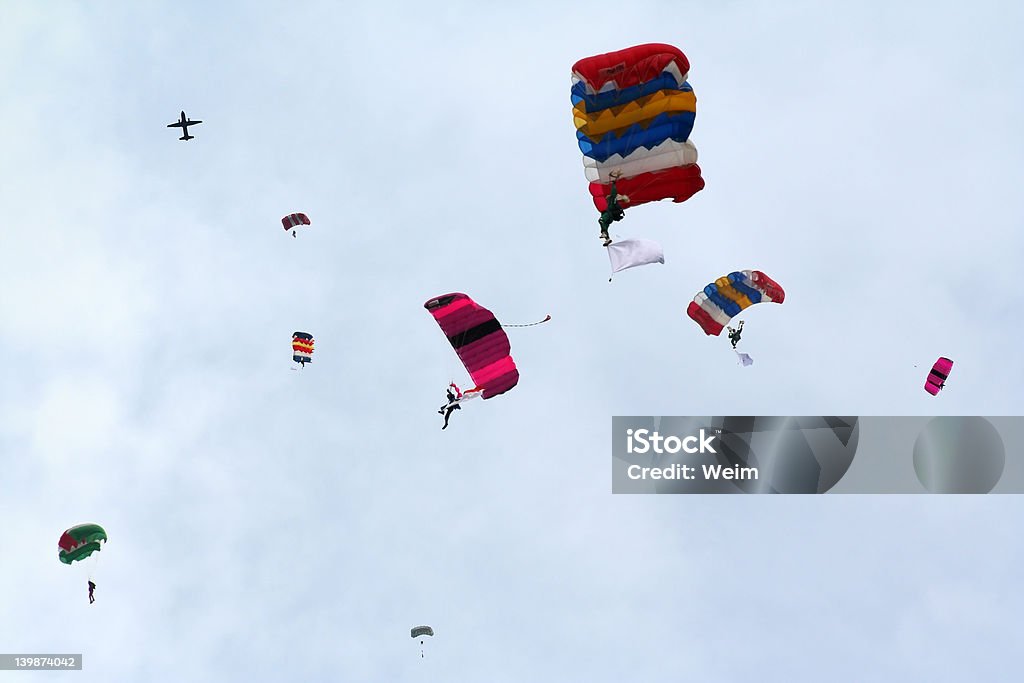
[167,110,202,141]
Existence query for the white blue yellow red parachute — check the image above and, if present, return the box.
[687,271,785,335]
[571,43,705,212]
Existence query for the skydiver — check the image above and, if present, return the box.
[726,320,744,349]
[292,230,296,238]
[438,385,462,430]
[88,580,96,604]
[598,170,630,247]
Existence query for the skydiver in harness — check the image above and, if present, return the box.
[88,580,96,604]
[292,230,297,238]
[726,320,744,349]
[438,383,462,430]
[598,170,630,247]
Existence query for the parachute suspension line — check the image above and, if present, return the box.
[504,314,552,328]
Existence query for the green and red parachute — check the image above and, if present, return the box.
[424,293,519,399]
[58,524,107,564]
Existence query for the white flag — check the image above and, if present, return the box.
[735,351,753,366]
[607,238,665,276]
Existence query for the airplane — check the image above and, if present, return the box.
[167,110,202,141]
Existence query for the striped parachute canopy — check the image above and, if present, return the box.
[58,524,107,565]
[687,270,785,336]
[571,43,705,213]
[924,357,953,395]
[411,626,434,639]
[292,332,314,364]
[424,293,518,399]
[282,213,311,231]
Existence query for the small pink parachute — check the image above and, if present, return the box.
[924,357,953,395]
[282,213,311,231]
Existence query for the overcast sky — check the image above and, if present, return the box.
[2,1,1023,681]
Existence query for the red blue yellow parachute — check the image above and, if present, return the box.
[424,294,518,399]
[292,332,314,364]
[571,43,705,212]
[58,524,107,564]
[687,271,785,335]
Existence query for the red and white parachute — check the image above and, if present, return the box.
[282,213,311,232]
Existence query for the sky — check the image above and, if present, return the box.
[2,1,1023,681]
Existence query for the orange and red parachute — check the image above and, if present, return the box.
[571,43,705,213]
[424,294,518,399]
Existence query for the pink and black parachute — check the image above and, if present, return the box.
[924,357,953,395]
[424,293,518,399]
[282,213,311,231]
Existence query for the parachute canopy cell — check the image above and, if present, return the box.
[925,357,953,395]
[292,332,314,363]
[424,293,518,400]
[687,270,785,336]
[58,523,107,565]
[411,626,434,639]
[571,43,704,213]
[282,213,311,231]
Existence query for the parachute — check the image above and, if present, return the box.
[424,293,518,399]
[412,625,433,658]
[687,270,785,335]
[58,523,107,564]
[925,357,953,395]
[292,332,314,364]
[572,44,705,213]
[282,213,310,231]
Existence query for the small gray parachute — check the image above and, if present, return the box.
[411,626,434,639]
